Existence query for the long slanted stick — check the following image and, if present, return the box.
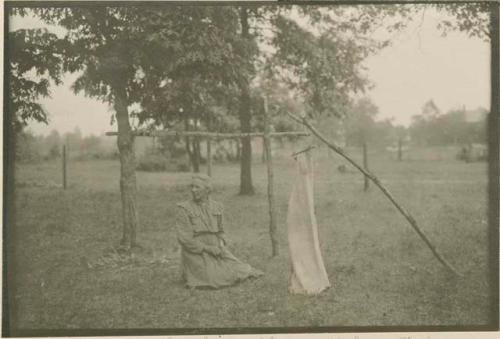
[288,112,461,276]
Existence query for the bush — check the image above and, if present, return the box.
[176,162,190,172]
[136,154,168,172]
[16,131,42,163]
[159,138,187,158]
[136,153,190,172]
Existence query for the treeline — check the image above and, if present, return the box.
[17,99,487,164]
[15,128,117,163]
[409,100,486,147]
[337,98,487,150]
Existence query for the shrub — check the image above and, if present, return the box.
[176,162,190,172]
[136,154,168,172]
[136,153,190,172]
[16,131,42,163]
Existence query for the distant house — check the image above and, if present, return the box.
[464,107,488,123]
[458,143,487,162]
[458,107,488,162]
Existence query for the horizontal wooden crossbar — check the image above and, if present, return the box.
[105,130,309,139]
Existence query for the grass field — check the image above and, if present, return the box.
[8,146,491,330]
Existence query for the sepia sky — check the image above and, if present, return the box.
[10,7,490,136]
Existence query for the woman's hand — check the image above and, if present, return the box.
[204,245,222,257]
[218,234,227,247]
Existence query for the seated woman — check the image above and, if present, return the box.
[176,174,263,289]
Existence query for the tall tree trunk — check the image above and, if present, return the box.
[238,7,254,195]
[114,85,138,251]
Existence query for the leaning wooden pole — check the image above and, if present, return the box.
[264,97,279,257]
[288,112,461,276]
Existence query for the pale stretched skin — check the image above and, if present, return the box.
[176,199,263,289]
[287,152,331,295]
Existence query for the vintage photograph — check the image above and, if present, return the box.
[3,0,498,336]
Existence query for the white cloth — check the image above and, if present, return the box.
[287,152,331,295]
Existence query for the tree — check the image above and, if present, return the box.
[268,5,414,117]
[27,6,246,251]
[45,129,62,158]
[421,99,441,119]
[7,10,65,183]
[124,7,247,174]
[13,3,424,250]
[15,130,41,163]
[7,15,64,131]
[237,7,259,195]
[434,2,490,41]
[409,99,441,146]
[220,5,413,194]
[106,4,413,196]
[81,134,102,158]
[409,101,487,147]
[344,97,379,191]
[345,98,379,147]
[63,126,82,155]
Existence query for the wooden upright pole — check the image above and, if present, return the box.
[62,144,67,189]
[363,141,369,191]
[398,137,403,161]
[263,97,279,257]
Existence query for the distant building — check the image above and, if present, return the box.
[464,107,488,123]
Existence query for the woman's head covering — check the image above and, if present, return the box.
[191,173,212,192]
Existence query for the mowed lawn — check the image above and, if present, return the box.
[9,147,491,330]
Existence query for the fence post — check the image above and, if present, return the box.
[62,144,67,189]
[263,96,279,257]
[398,137,403,161]
[363,141,369,191]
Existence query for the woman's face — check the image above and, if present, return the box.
[191,180,209,202]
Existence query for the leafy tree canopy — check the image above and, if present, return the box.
[435,2,490,41]
[8,10,64,131]
[266,5,414,118]
[23,6,252,125]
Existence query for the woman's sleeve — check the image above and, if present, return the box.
[216,202,225,234]
[176,208,206,254]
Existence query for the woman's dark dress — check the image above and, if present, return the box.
[176,199,263,288]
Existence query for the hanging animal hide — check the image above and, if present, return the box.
[287,151,331,295]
